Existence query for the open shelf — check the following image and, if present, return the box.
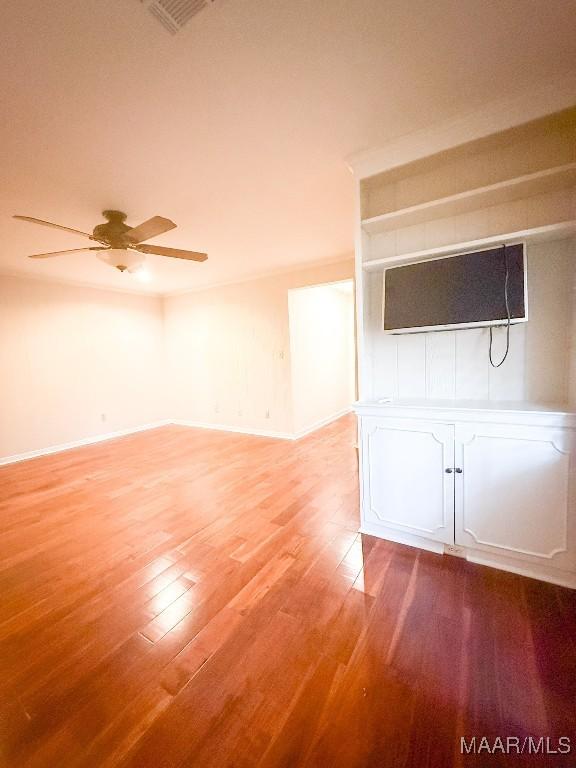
[362,221,576,271]
[361,163,576,235]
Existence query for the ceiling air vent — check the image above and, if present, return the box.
[141,0,213,34]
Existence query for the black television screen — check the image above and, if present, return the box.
[383,244,527,333]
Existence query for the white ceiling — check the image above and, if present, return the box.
[1,0,575,295]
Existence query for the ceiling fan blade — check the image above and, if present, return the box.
[124,216,176,244]
[14,215,94,239]
[28,247,106,259]
[134,244,207,262]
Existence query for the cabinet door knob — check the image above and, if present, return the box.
[445,468,453,473]
[455,468,463,474]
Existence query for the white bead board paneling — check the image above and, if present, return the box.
[365,269,396,400]
[397,335,426,398]
[371,336,397,400]
[453,328,488,399]
[524,238,575,405]
[487,324,526,400]
[370,328,524,402]
[426,332,456,399]
[366,239,575,404]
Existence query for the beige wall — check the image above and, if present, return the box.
[164,260,354,435]
[0,259,354,459]
[0,275,166,459]
[289,282,355,434]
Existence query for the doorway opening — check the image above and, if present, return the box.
[288,279,356,436]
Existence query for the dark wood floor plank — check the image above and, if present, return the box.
[0,415,575,768]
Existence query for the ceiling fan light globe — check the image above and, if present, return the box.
[97,248,145,273]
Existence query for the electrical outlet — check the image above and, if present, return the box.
[100,413,107,423]
[265,409,270,419]
[444,544,465,558]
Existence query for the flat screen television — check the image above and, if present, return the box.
[382,243,528,334]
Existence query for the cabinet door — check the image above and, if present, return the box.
[454,422,576,570]
[360,417,455,544]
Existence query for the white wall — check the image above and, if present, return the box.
[366,238,576,405]
[0,275,166,459]
[288,282,355,434]
[163,260,354,436]
[0,261,354,460]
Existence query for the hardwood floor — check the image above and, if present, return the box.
[1,415,575,767]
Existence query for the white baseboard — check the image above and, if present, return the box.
[170,420,294,440]
[359,522,576,589]
[0,409,353,467]
[358,523,445,555]
[0,420,172,467]
[293,407,353,439]
[173,407,352,442]
[466,550,576,590]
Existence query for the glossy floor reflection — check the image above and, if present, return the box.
[0,415,575,767]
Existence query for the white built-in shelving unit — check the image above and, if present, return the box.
[361,163,576,236]
[350,104,576,588]
[353,107,576,404]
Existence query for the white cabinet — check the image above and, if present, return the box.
[360,417,454,545]
[454,422,576,573]
[356,402,576,587]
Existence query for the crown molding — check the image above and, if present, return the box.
[0,254,354,299]
[162,254,354,297]
[0,268,163,298]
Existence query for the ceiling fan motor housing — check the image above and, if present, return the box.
[92,210,131,247]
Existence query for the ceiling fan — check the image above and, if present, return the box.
[13,210,207,272]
